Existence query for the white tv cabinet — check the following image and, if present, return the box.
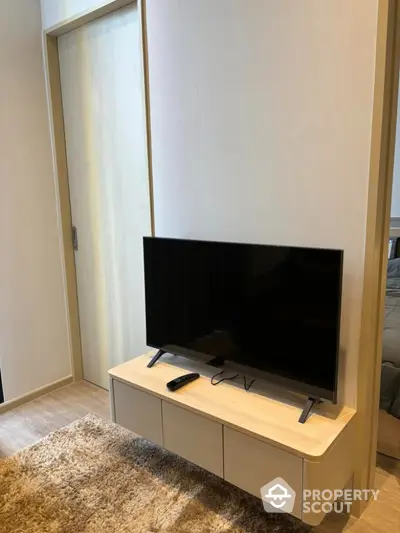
[109,352,357,526]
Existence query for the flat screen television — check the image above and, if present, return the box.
[143,237,343,403]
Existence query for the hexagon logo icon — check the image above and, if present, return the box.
[260,477,296,514]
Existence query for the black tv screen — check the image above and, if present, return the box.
[143,237,343,403]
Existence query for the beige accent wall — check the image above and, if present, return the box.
[146,0,379,409]
[0,0,71,401]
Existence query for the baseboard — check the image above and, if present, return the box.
[0,375,73,414]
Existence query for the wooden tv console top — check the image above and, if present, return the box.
[109,352,355,461]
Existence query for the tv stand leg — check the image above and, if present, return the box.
[298,397,322,424]
[147,349,167,368]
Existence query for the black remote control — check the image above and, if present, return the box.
[167,373,200,391]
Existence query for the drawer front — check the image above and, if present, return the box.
[113,380,163,446]
[224,427,303,519]
[162,401,223,477]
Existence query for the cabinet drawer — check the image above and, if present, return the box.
[224,427,303,519]
[113,380,163,446]
[162,401,223,477]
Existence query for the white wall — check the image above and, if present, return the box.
[41,0,118,29]
[391,88,400,217]
[146,0,379,408]
[0,0,71,401]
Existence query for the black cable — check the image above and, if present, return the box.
[243,375,256,392]
[211,370,239,386]
[210,370,256,391]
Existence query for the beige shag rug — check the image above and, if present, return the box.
[0,414,310,532]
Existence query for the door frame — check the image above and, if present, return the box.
[42,0,154,383]
[356,0,400,510]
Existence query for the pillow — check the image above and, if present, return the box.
[387,257,400,278]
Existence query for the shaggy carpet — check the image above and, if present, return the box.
[0,414,310,532]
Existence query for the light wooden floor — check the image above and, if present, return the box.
[0,380,109,457]
[0,381,399,532]
[313,454,400,532]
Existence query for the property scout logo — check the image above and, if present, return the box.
[260,478,379,514]
[261,478,296,513]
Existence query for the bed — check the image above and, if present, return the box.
[378,256,400,459]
